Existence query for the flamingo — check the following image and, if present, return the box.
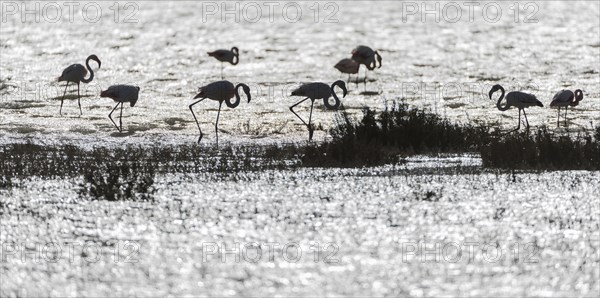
[334,58,359,86]
[100,85,140,133]
[189,80,251,144]
[549,89,583,127]
[289,80,347,141]
[57,54,101,116]
[207,47,239,79]
[351,45,382,88]
[489,84,544,131]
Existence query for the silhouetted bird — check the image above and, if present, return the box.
[190,80,251,145]
[57,54,101,116]
[207,47,239,79]
[550,89,583,127]
[334,58,359,86]
[290,80,347,141]
[489,84,543,131]
[351,45,382,88]
[100,85,140,133]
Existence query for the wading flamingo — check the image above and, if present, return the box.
[334,58,359,86]
[207,47,239,79]
[550,89,583,127]
[57,54,101,115]
[489,84,543,131]
[189,80,251,145]
[289,80,347,141]
[351,45,382,88]
[100,85,140,133]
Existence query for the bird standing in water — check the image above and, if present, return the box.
[100,85,140,133]
[350,45,382,89]
[489,84,543,131]
[189,80,251,145]
[57,54,101,116]
[334,58,359,86]
[550,89,583,127]
[289,80,347,141]
[207,47,239,79]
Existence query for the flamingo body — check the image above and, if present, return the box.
[550,89,583,127]
[334,58,360,85]
[351,45,382,70]
[289,80,347,140]
[334,58,359,75]
[208,47,239,79]
[57,54,101,115]
[489,84,543,131]
[190,80,251,144]
[100,85,139,132]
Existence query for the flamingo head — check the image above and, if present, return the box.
[194,87,205,99]
[87,54,101,68]
[130,86,140,107]
[574,89,584,102]
[291,88,302,96]
[489,84,502,99]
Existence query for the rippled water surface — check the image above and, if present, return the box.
[1,1,599,145]
[1,1,599,297]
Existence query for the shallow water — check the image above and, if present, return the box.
[2,159,599,296]
[1,1,600,296]
[1,1,599,146]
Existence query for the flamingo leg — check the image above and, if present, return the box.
[60,82,69,116]
[307,100,315,141]
[119,102,124,132]
[289,97,311,127]
[215,101,223,146]
[189,98,206,144]
[221,62,224,80]
[77,83,82,116]
[556,107,560,127]
[516,109,521,131]
[108,102,121,132]
[363,67,368,91]
[564,106,568,127]
[522,108,530,129]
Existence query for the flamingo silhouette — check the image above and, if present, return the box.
[189,80,251,144]
[207,47,239,79]
[351,45,382,88]
[57,54,101,116]
[100,85,140,132]
[334,58,359,86]
[289,80,347,141]
[550,89,583,127]
[489,84,543,131]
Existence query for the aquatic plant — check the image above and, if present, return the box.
[301,101,490,166]
[480,128,600,170]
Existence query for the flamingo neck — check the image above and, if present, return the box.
[81,58,94,83]
[496,87,510,111]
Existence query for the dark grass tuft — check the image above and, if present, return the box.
[301,101,599,170]
[1,102,598,196]
[301,101,491,167]
[480,128,600,170]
